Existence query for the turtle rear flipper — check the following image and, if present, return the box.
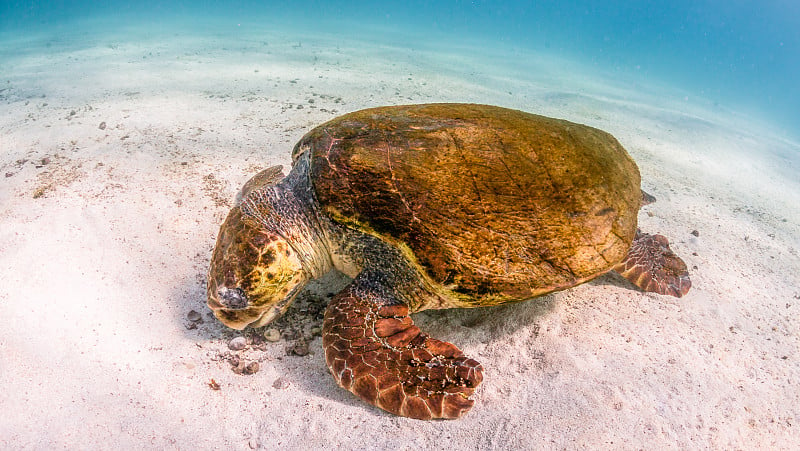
[322,273,483,419]
[613,229,692,297]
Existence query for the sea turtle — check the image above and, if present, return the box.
[207,103,691,419]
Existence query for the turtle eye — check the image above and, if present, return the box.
[217,286,248,309]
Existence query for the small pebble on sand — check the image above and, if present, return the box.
[263,328,281,342]
[229,336,247,351]
[272,377,290,389]
[187,310,202,322]
[287,340,309,356]
[244,362,260,375]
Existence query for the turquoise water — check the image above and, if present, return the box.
[2,1,798,138]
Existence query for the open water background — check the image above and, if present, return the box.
[2,0,799,139]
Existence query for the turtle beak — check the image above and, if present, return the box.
[249,306,283,328]
[245,281,305,327]
[206,278,302,329]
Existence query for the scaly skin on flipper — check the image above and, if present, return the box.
[613,229,692,297]
[322,273,483,419]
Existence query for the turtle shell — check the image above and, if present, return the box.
[293,104,641,305]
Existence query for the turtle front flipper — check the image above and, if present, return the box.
[613,229,692,297]
[322,274,483,420]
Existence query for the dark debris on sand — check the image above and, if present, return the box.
[201,289,333,375]
[196,271,349,376]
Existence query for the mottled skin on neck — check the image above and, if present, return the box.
[207,154,447,330]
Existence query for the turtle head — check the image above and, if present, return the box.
[206,166,308,330]
[207,206,307,329]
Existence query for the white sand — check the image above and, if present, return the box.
[1,19,799,449]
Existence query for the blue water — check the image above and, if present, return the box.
[2,0,799,138]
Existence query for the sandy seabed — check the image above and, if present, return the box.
[1,19,799,449]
